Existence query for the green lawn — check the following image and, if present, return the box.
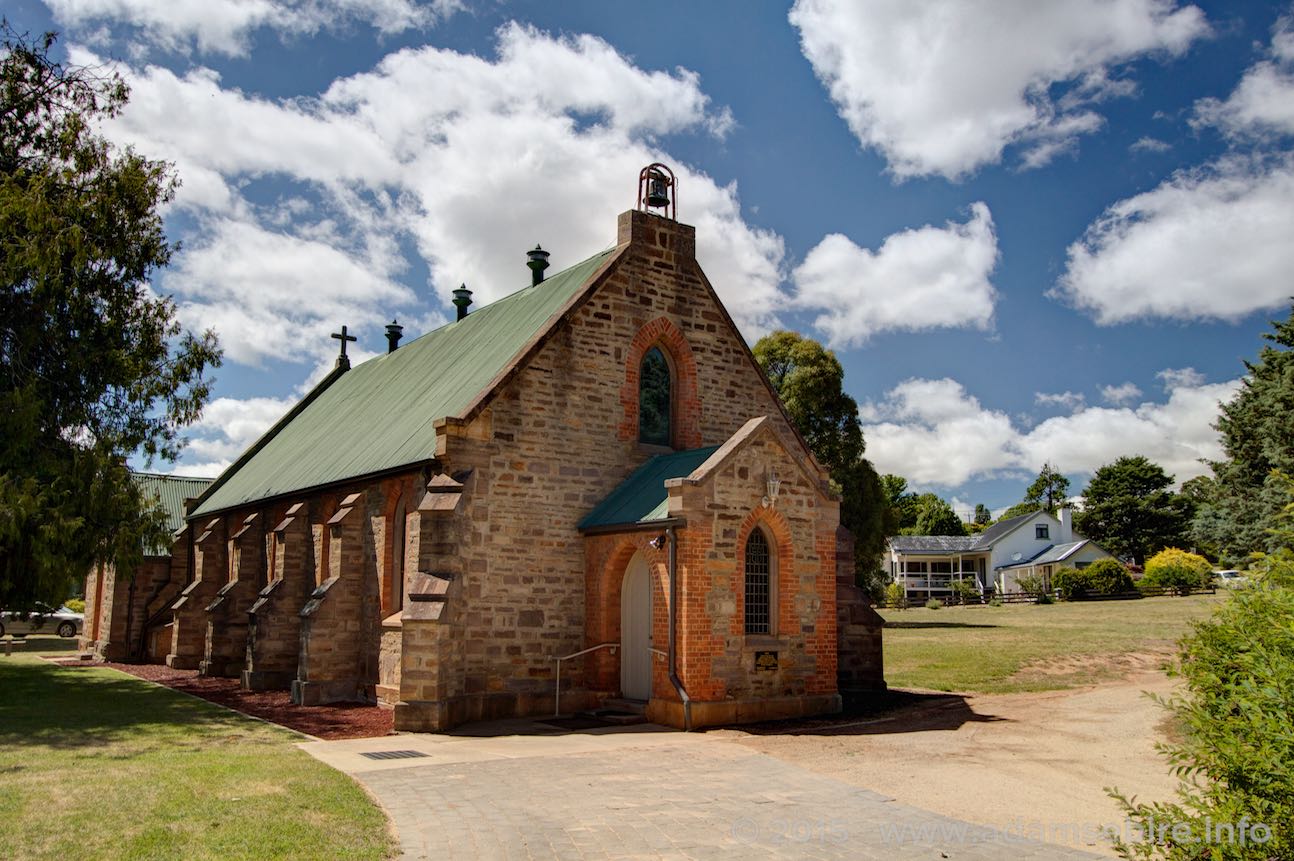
[880,593,1226,694]
[0,653,395,861]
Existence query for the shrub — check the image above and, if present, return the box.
[950,579,979,604]
[1085,558,1134,594]
[883,582,906,610]
[1053,559,1135,600]
[1016,573,1047,597]
[988,594,1003,607]
[1110,582,1294,858]
[1052,567,1088,600]
[63,598,85,614]
[1142,548,1212,595]
[1035,592,1053,605]
[924,598,943,610]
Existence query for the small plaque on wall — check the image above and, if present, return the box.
[754,650,778,672]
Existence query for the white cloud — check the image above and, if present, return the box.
[1130,135,1172,153]
[175,395,297,475]
[861,374,1238,487]
[789,0,1208,179]
[1053,155,1294,323]
[1101,381,1143,405]
[1157,366,1205,390]
[1194,14,1294,138]
[83,23,785,372]
[46,0,461,56]
[792,202,998,347]
[1034,390,1086,411]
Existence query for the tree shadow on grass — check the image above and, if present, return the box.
[722,689,1009,737]
[883,621,1000,629]
[0,659,251,749]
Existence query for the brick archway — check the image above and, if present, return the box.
[585,535,669,696]
[618,317,701,449]
[734,506,796,636]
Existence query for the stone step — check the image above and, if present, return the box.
[576,697,648,725]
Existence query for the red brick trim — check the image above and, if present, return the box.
[734,506,795,637]
[618,317,702,449]
[585,534,669,696]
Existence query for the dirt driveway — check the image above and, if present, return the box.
[709,653,1180,857]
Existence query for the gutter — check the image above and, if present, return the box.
[665,524,692,731]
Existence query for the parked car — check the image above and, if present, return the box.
[0,603,84,638]
[1214,570,1248,588]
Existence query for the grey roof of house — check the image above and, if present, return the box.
[886,535,980,553]
[996,539,1100,570]
[888,509,1046,554]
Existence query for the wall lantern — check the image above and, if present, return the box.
[763,468,781,508]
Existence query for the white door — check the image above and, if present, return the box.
[620,553,653,700]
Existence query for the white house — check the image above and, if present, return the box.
[886,508,1115,600]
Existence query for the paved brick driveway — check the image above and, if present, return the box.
[301,722,1101,860]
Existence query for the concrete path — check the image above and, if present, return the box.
[300,720,1102,860]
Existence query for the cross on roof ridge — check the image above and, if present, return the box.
[331,325,358,369]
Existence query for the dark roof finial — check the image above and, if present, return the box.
[527,244,551,286]
[452,284,473,321]
[385,319,403,353]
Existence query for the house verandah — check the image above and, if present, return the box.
[888,544,991,602]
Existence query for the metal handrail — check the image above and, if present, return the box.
[553,642,618,717]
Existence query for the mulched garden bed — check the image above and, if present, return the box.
[51,658,395,740]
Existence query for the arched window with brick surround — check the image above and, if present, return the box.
[638,346,672,446]
[744,527,775,635]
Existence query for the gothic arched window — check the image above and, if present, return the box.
[638,346,672,446]
[744,528,773,635]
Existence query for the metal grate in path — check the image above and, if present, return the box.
[359,750,430,761]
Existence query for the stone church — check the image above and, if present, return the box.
[83,165,885,731]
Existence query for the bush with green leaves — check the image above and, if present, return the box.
[63,598,85,614]
[1110,582,1293,859]
[883,581,906,610]
[1015,573,1048,597]
[1085,558,1135,594]
[924,597,943,610]
[950,578,979,604]
[1142,548,1212,595]
[1052,567,1088,599]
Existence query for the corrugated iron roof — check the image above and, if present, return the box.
[578,446,719,530]
[887,535,980,553]
[192,249,616,517]
[132,472,214,553]
[887,509,1046,554]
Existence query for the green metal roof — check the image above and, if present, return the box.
[132,472,214,553]
[578,446,719,530]
[191,249,616,517]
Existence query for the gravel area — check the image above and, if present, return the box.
[52,659,395,740]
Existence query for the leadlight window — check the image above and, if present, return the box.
[639,346,671,446]
[744,529,771,635]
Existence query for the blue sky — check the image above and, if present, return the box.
[9,0,1294,517]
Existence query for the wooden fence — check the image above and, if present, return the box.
[892,584,1216,609]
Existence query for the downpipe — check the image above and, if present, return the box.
[665,525,692,731]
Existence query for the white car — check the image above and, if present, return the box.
[0,603,84,638]
[1214,570,1248,588]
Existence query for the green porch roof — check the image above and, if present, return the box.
[132,472,214,553]
[578,446,719,531]
[191,249,616,517]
